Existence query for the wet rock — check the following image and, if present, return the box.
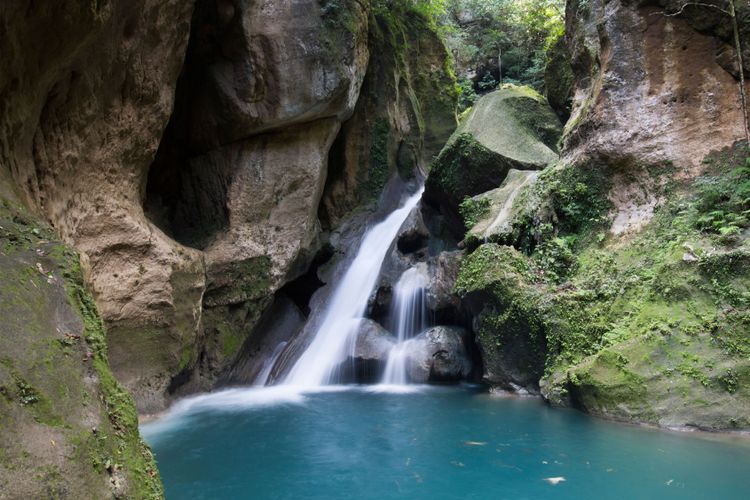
[397,206,430,255]
[425,251,463,315]
[342,319,396,383]
[353,319,397,363]
[405,326,471,383]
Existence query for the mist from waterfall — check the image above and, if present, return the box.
[283,187,424,387]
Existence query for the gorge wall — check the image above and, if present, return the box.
[1,0,456,416]
[430,0,750,430]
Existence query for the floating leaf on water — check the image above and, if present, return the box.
[543,477,566,485]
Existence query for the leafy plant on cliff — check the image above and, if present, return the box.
[692,156,750,242]
[459,195,491,229]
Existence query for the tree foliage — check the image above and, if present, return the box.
[439,0,564,101]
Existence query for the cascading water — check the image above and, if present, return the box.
[253,342,288,386]
[283,187,425,387]
[381,263,429,385]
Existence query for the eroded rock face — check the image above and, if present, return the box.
[0,173,162,498]
[563,0,749,234]
[147,0,373,400]
[0,0,196,414]
[0,0,457,413]
[319,5,458,227]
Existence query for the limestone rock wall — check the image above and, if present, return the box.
[563,0,749,233]
[0,1,196,414]
[320,4,458,228]
[0,170,163,500]
[0,0,457,413]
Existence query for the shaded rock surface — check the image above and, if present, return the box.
[404,326,472,383]
[0,0,198,414]
[320,3,458,227]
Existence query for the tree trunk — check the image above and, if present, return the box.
[498,46,503,86]
[729,0,750,145]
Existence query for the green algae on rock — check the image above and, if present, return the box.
[0,180,163,498]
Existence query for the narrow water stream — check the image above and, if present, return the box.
[381,263,429,385]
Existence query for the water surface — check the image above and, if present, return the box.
[142,387,750,499]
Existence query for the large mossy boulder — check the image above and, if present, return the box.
[454,244,547,392]
[0,180,162,498]
[424,86,561,236]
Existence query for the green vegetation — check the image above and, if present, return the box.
[439,0,565,107]
[0,191,163,498]
[459,196,491,229]
[455,144,750,428]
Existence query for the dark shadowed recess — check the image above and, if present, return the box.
[143,0,234,250]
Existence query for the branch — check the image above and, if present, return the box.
[649,2,730,17]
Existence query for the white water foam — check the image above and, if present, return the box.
[381,263,430,384]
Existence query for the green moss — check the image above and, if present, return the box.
[0,193,164,497]
[62,250,164,499]
[361,119,391,201]
[457,145,750,427]
[428,133,506,204]
[544,33,574,120]
[459,196,491,229]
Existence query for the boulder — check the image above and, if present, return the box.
[465,169,541,245]
[404,326,471,383]
[353,319,397,363]
[424,86,561,236]
[340,319,396,383]
[425,251,463,315]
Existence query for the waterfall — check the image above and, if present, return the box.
[253,342,288,386]
[381,263,429,385]
[283,187,424,387]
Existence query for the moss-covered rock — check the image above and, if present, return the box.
[320,0,458,226]
[0,178,162,498]
[455,244,547,391]
[456,145,750,430]
[424,86,561,235]
[464,169,540,248]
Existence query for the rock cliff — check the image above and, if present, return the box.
[0,0,456,415]
[0,171,162,500]
[442,0,750,430]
